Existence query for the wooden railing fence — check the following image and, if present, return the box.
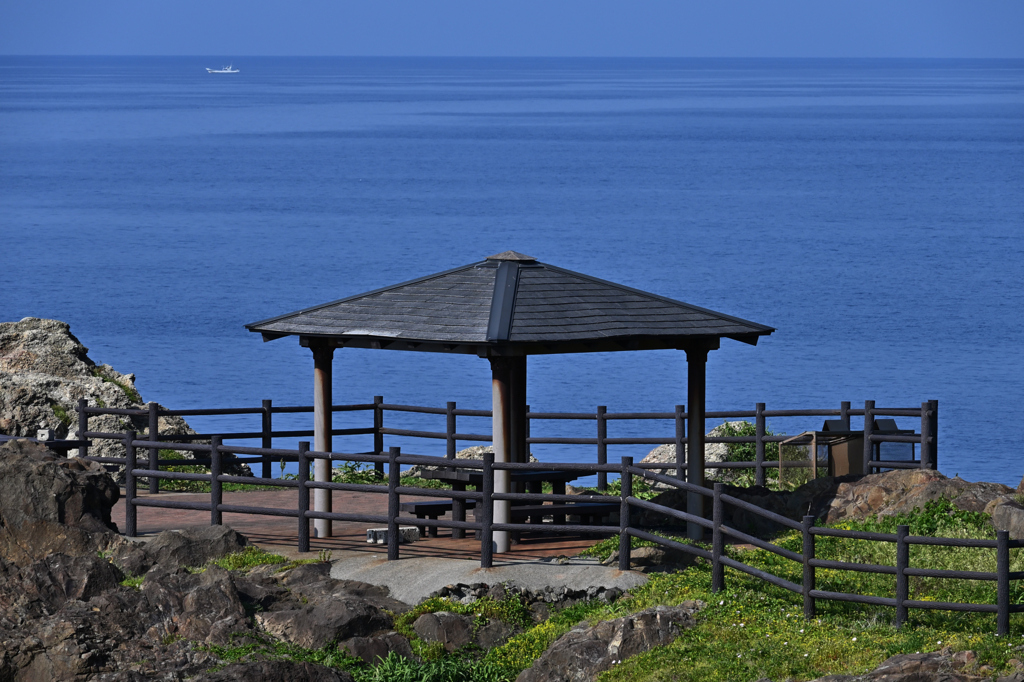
[73,397,939,492]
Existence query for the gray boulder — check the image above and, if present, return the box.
[991,500,1024,539]
[810,649,999,681]
[516,602,702,682]
[141,565,250,645]
[0,439,120,566]
[412,611,475,652]
[112,525,249,574]
[640,421,748,486]
[340,631,416,664]
[256,598,394,649]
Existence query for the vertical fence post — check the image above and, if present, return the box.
[674,404,685,481]
[297,441,310,553]
[755,403,766,487]
[480,450,494,568]
[148,402,160,494]
[597,406,608,491]
[261,399,273,478]
[447,401,464,538]
[929,400,938,471]
[77,398,89,458]
[374,396,384,475]
[840,401,850,429]
[919,402,931,470]
[712,483,725,592]
[802,515,816,619]
[998,530,1010,636]
[619,457,633,572]
[210,436,223,526]
[125,431,137,537]
[446,401,457,459]
[387,446,400,561]
[862,400,875,475]
[895,524,909,628]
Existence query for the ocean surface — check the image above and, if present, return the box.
[1,57,1022,485]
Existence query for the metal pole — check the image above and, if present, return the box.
[261,399,273,478]
[148,402,159,494]
[597,406,608,491]
[388,447,400,561]
[802,515,816,619]
[686,346,708,542]
[712,483,724,592]
[481,450,494,568]
[125,431,137,537]
[998,530,1010,636]
[929,399,939,471]
[895,524,909,627]
[297,441,310,553]
[675,404,685,482]
[374,395,384,475]
[618,457,633,572]
[312,342,334,538]
[489,356,511,554]
[77,398,89,458]
[755,402,765,487]
[862,400,875,475]
[210,436,223,526]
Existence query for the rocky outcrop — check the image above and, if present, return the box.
[515,602,702,682]
[430,582,623,623]
[807,648,1020,681]
[638,468,1015,537]
[0,318,201,468]
[640,421,748,486]
[0,439,121,566]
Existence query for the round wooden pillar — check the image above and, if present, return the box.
[686,346,708,541]
[311,342,334,539]
[489,357,512,554]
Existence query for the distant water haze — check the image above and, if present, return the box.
[1,57,1022,485]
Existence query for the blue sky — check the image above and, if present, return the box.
[1,0,1022,58]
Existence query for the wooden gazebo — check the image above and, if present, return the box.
[246,251,774,550]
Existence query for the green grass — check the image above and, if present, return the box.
[154,449,283,493]
[49,402,72,427]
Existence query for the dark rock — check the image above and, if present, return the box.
[141,565,249,645]
[0,439,120,566]
[112,525,249,574]
[810,650,991,681]
[256,598,394,649]
[992,501,1024,539]
[412,611,475,652]
[476,618,515,649]
[516,603,702,682]
[193,660,354,682]
[340,631,416,664]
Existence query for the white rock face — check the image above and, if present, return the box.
[639,421,750,485]
[0,317,198,469]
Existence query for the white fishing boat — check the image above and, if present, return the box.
[206,65,239,74]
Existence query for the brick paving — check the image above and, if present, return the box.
[113,489,604,562]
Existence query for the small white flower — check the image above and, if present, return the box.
[937,641,942,645]
[852,637,857,642]
[800,629,804,633]
[740,623,745,628]
[783,642,788,645]
[719,600,724,605]
[737,654,742,658]
[804,654,809,658]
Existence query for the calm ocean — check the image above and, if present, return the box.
[1,57,1022,485]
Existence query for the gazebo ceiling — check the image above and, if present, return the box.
[246,251,774,356]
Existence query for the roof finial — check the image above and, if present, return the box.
[486,250,536,262]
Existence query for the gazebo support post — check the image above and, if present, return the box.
[311,341,334,538]
[686,343,714,541]
[490,356,512,554]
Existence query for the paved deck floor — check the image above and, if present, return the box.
[112,489,606,563]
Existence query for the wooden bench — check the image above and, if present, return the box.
[400,499,476,537]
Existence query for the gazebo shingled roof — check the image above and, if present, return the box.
[246,251,773,353]
[246,252,774,551]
